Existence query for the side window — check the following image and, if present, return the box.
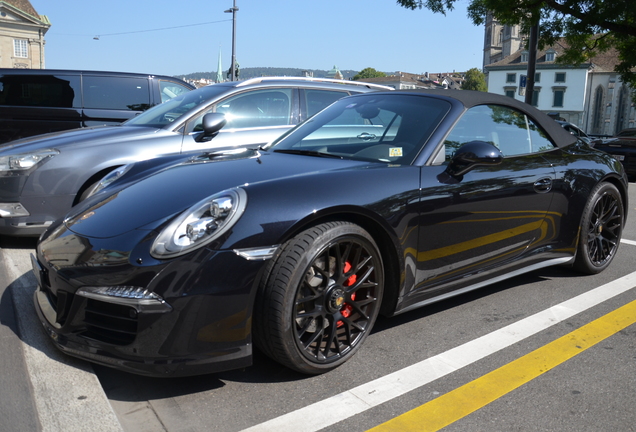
[304,89,348,117]
[0,74,81,108]
[189,88,293,132]
[159,80,192,103]
[444,105,555,160]
[216,89,292,129]
[82,76,151,111]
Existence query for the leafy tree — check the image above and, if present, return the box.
[395,0,636,89]
[353,67,387,81]
[462,67,488,91]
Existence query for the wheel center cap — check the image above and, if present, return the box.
[326,287,346,313]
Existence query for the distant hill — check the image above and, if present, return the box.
[179,67,374,81]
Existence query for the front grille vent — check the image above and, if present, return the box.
[83,299,138,345]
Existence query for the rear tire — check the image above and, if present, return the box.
[254,222,384,374]
[573,182,624,274]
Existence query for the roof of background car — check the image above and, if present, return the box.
[0,68,189,81]
[385,88,577,148]
[230,76,394,92]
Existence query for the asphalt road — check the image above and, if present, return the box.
[1,185,635,432]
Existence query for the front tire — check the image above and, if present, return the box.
[254,222,384,374]
[573,182,624,274]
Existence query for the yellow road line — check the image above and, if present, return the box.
[368,299,636,432]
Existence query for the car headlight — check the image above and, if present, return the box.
[151,188,247,259]
[0,149,59,172]
[86,164,133,198]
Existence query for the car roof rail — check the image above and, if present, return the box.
[235,76,394,91]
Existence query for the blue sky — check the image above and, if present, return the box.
[29,0,485,78]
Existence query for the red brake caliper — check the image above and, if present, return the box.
[337,262,357,327]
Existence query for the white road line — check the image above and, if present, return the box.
[241,271,636,432]
[621,238,636,246]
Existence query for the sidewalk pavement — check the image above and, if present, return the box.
[0,246,123,432]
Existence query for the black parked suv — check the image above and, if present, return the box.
[0,69,195,143]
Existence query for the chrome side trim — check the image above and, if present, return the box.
[234,245,279,260]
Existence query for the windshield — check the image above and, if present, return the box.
[125,85,230,128]
[268,93,451,165]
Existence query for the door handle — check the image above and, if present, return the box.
[534,177,552,193]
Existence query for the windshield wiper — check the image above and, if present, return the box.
[273,149,344,159]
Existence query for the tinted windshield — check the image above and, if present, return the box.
[125,85,230,128]
[269,93,451,165]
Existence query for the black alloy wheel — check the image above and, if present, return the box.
[254,221,384,374]
[574,182,624,274]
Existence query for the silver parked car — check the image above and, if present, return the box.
[0,77,391,236]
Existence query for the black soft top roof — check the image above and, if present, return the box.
[391,89,577,148]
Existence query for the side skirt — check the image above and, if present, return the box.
[394,257,574,315]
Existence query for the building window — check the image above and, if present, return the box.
[531,87,541,107]
[504,86,516,98]
[506,73,516,83]
[535,73,541,83]
[546,49,556,62]
[13,39,28,58]
[521,51,529,62]
[555,72,566,83]
[553,87,566,107]
[592,86,604,133]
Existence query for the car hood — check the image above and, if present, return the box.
[64,150,369,238]
[0,125,161,154]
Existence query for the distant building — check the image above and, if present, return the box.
[485,42,634,136]
[0,0,50,68]
[359,71,464,90]
[483,12,524,69]
[326,65,343,80]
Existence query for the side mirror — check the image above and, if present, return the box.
[446,140,503,177]
[196,113,227,142]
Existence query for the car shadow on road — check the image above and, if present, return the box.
[93,347,303,402]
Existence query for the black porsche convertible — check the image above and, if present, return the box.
[32,89,628,377]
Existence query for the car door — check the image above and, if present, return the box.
[408,104,557,303]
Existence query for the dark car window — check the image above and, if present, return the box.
[271,94,451,165]
[82,76,151,111]
[304,89,349,117]
[159,80,193,103]
[444,105,555,160]
[0,74,81,108]
[617,129,636,137]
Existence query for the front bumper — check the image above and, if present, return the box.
[32,240,269,377]
[0,193,74,236]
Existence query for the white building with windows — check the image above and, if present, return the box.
[0,0,49,69]
[484,43,635,136]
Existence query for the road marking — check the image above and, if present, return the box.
[368,298,636,432]
[240,270,636,432]
[621,238,636,246]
